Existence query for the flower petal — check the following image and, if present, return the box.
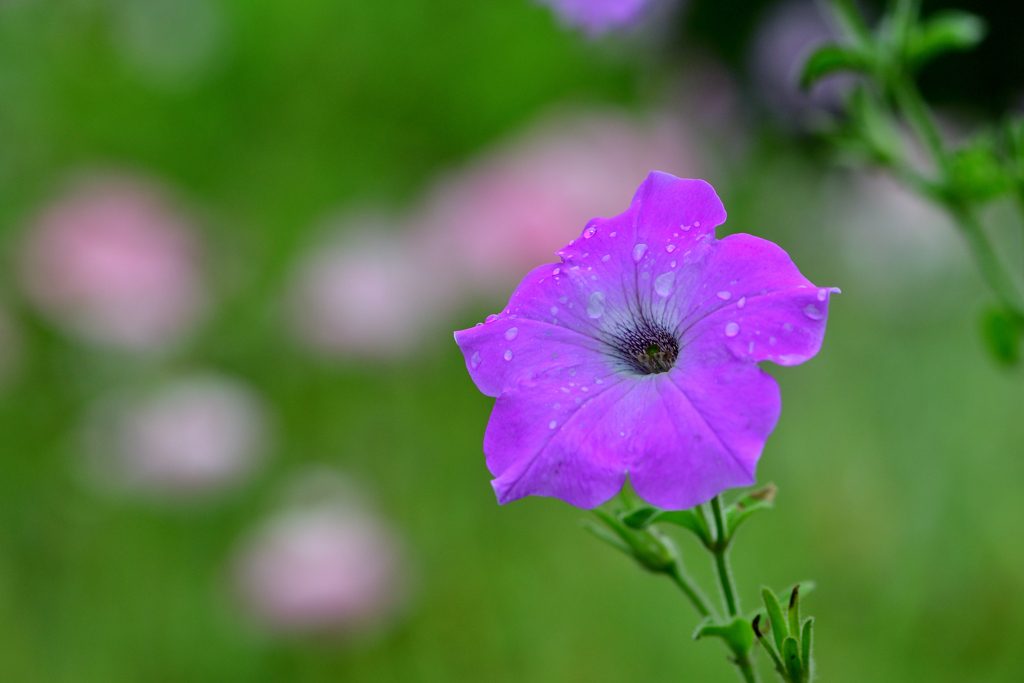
[626,367,775,510]
[675,233,837,366]
[485,377,636,508]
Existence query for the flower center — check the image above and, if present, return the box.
[612,323,679,375]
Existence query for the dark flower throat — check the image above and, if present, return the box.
[613,323,679,375]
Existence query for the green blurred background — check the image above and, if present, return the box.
[1,0,1024,681]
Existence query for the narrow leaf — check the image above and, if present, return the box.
[782,636,803,682]
[725,483,776,538]
[623,506,712,546]
[787,585,801,640]
[762,586,789,655]
[752,615,787,677]
[908,11,986,69]
[800,44,873,91]
[620,506,659,529]
[801,618,814,678]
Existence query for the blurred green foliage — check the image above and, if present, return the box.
[1,1,1024,683]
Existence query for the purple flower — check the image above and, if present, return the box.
[537,0,654,36]
[455,172,836,510]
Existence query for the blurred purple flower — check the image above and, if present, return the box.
[749,0,850,127]
[233,488,407,636]
[83,374,271,499]
[455,172,837,510]
[538,0,654,35]
[19,177,206,351]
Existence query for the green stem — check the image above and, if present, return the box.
[892,72,947,177]
[952,206,1024,316]
[710,495,740,618]
[666,563,713,619]
[734,656,758,683]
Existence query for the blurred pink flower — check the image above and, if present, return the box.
[233,498,407,636]
[419,110,698,295]
[19,177,206,351]
[287,216,457,358]
[83,373,271,498]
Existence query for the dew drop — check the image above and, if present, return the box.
[717,291,731,300]
[587,291,606,318]
[550,306,559,315]
[737,297,746,308]
[559,296,568,304]
[748,341,754,353]
[682,224,691,231]
[725,322,740,337]
[654,271,676,297]
[485,314,498,323]
[560,387,570,393]
[817,288,827,301]
[670,261,676,268]
[632,243,648,262]
[505,327,518,341]
[504,349,513,361]
[803,304,824,320]
[610,231,617,237]
[666,244,676,253]
[601,254,611,262]
[584,226,596,239]
[581,386,589,392]
[595,378,604,384]
[470,351,481,369]
[549,421,557,429]
[553,267,560,275]
[568,239,575,245]
[694,221,700,227]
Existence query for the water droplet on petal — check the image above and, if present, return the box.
[559,297,568,304]
[504,349,513,361]
[581,386,589,392]
[553,267,560,275]
[568,240,575,245]
[682,224,691,231]
[601,254,611,262]
[485,314,498,323]
[505,327,518,341]
[632,244,648,262]
[694,221,700,227]
[725,322,740,337]
[803,304,824,320]
[587,291,606,318]
[610,232,617,237]
[717,291,731,300]
[666,244,676,253]
[584,227,596,239]
[737,297,745,308]
[817,288,827,301]
[595,378,604,384]
[550,306,558,315]
[470,351,481,369]
[748,341,754,353]
[654,271,675,297]
[549,420,557,429]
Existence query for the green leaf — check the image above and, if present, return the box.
[581,520,631,555]
[782,636,803,682]
[787,585,801,639]
[801,618,814,678]
[800,44,874,91]
[747,581,817,623]
[725,483,776,538]
[752,614,787,677]
[762,586,789,655]
[981,307,1022,366]
[907,11,986,69]
[621,506,712,547]
[694,617,755,659]
[950,138,1013,202]
[847,86,905,165]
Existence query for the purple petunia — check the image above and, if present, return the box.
[455,172,837,510]
[537,0,654,36]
